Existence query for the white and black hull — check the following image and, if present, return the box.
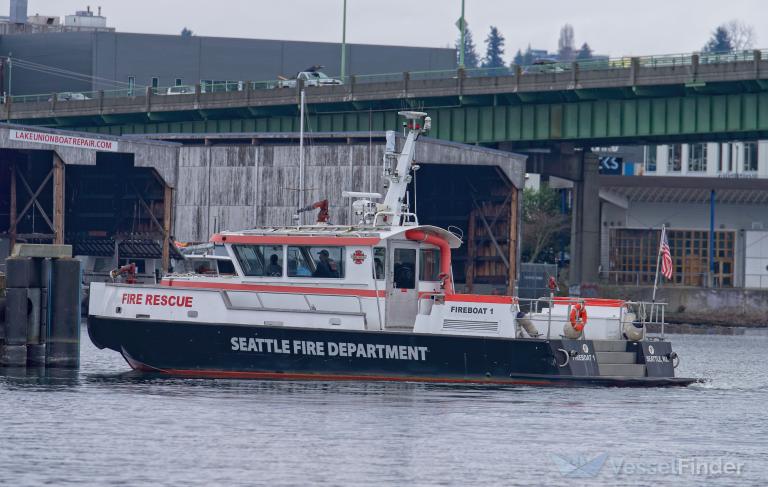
[88,316,698,387]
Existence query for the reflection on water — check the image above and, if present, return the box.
[1,328,766,486]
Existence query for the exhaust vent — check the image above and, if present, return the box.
[442,319,499,333]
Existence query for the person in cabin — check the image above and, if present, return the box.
[313,249,339,278]
[267,254,283,276]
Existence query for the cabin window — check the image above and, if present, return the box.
[393,248,416,289]
[419,248,441,281]
[373,247,386,279]
[217,259,236,275]
[232,245,283,277]
[287,246,344,278]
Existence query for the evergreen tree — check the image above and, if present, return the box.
[455,28,479,68]
[557,24,575,61]
[481,26,506,68]
[522,44,534,65]
[703,26,733,53]
[576,42,593,60]
[512,49,524,66]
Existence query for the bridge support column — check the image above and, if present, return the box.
[569,152,600,293]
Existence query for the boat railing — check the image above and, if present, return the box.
[517,296,589,340]
[516,297,668,340]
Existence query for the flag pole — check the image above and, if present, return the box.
[651,225,665,303]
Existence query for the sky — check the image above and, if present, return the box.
[18,0,768,62]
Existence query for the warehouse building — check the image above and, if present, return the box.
[0,125,525,294]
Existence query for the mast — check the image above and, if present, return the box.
[380,111,430,225]
[298,89,306,224]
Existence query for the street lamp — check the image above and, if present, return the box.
[458,0,466,69]
[341,0,347,82]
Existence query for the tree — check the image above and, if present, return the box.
[456,27,479,68]
[481,26,506,68]
[522,186,569,263]
[703,26,733,53]
[522,44,535,65]
[512,49,524,66]
[557,24,575,62]
[724,20,756,50]
[576,42,593,61]
[181,27,194,38]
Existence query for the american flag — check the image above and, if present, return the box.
[660,230,673,280]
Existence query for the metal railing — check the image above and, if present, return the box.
[517,296,668,340]
[3,48,765,106]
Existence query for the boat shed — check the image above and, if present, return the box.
[0,126,526,294]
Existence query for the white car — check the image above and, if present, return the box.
[165,85,196,95]
[276,66,343,88]
[50,92,90,101]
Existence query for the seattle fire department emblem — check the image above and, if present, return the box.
[352,250,367,264]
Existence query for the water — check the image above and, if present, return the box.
[1,330,766,486]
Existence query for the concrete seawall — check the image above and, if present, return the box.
[600,285,768,327]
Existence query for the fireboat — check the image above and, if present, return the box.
[87,111,698,387]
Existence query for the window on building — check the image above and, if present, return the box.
[645,145,657,172]
[609,229,735,287]
[127,76,135,96]
[744,142,758,172]
[287,246,344,278]
[232,245,283,277]
[175,78,183,86]
[668,145,682,172]
[689,143,707,172]
[419,248,441,281]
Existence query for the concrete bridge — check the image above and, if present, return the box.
[6,50,768,146]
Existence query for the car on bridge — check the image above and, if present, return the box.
[165,85,196,96]
[523,58,569,74]
[48,92,91,102]
[276,65,343,88]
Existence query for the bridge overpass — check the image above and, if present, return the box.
[5,50,768,147]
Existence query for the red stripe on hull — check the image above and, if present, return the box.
[140,367,554,386]
[445,293,515,304]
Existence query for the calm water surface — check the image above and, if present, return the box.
[1,328,766,486]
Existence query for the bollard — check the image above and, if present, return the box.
[47,258,81,368]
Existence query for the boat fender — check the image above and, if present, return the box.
[515,311,541,338]
[569,303,588,332]
[668,351,680,368]
[555,348,570,368]
[621,311,645,342]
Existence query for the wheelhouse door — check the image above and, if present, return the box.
[385,242,419,328]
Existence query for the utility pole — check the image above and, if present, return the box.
[458,0,466,69]
[7,52,12,99]
[340,0,347,82]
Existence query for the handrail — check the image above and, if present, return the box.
[5,48,767,106]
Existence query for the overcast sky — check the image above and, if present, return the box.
[20,1,768,62]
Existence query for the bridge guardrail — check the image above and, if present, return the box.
[3,48,765,107]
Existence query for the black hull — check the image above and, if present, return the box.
[87,316,698,387]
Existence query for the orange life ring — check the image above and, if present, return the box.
[569,303,588,332]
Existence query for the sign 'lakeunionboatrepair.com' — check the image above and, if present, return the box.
[10,129,119,152]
